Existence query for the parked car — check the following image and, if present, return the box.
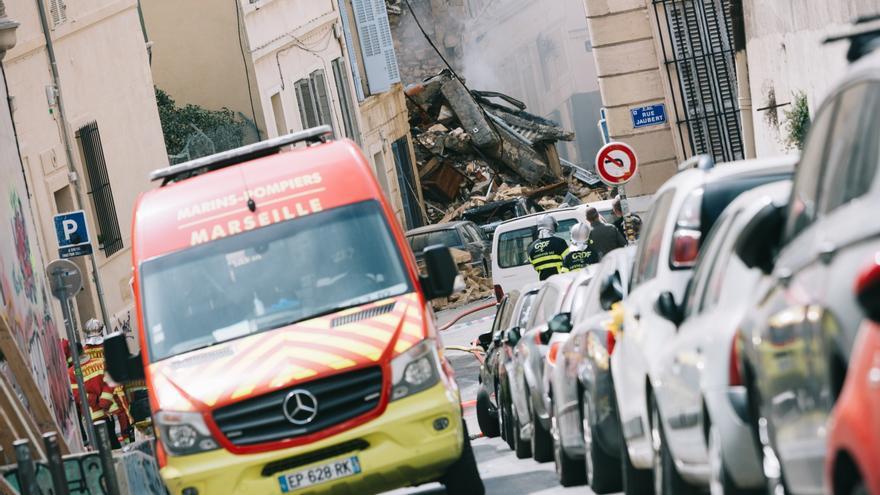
[552,246,636,491]
[497,283,543,457]
[492,201,614,299]
[474,290,522,438]
[406,220,492,275]
[649,181,792,495]
[460,197,544,238]
[825,253,880,495]
[511,272,581,463]
[736,47,880,495]
[610,154,795,495]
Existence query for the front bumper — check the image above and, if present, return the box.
[161,382,463,495]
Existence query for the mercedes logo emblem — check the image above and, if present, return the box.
[283,389,319,425]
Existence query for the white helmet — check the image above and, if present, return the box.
[83,318,105,345]
[537,215,558,238]
[569,222,591,250]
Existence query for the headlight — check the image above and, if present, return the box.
[154,411,219,456]
[391,339,441,401]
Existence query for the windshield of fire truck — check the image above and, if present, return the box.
[140,200,411,362]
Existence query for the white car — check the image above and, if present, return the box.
[651,180,792,495]
[491,201,614,299]
[610,155,796,494]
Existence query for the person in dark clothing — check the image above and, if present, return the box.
[562,222,598,271]
[586,207,627,259]
[612,196,642,241]
[528,215,569,280]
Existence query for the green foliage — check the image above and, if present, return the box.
[783,91,811,151]
[155,88,255,162]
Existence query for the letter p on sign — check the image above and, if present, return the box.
[62,219,78,242]
[54,210,93,259]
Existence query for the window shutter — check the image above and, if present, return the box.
[49,0,67,26]
[332,58,361,143]
[350,0,401,95]
[310,70,334,130]
[295,79,319,129]
[336,0,366,101]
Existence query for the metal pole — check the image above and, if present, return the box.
[618,187,636,244]
[93,420,121,495]
[12,440,38,495]
[33,0,111,328]
[42,432,70,495]
[54,271,97,449]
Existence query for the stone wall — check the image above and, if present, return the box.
[388,0,468,84]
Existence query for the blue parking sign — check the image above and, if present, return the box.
[54,210,93,258]
[630,104,667,128]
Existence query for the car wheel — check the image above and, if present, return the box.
[583,390,622,493]
[496,382,507,443]
[618,407,652,495]
[512,400,531,458]
[651,396,700,495]
[553,399,586,486]
[476,387,500,438]
[529,392,553,462]
[440,421,485,495]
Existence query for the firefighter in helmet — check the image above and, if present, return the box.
[562,222,598,272]
[79,318,133,446]
[527,215,569,281]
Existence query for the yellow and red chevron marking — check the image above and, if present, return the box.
[151,293,428,409]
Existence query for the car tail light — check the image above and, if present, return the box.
[670,188,703,269]
[494,284,504,302]
[548,342,561,365]
[729,334,743,387]
[606,331,616,355]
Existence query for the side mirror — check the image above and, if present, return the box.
[856,255,880,322]
[104,332,145,383]
[477,331,493,351]
[421,245,460,299]
[504,327,522,346]
[492,331,503,345]
[599,273,624,311]
[548,312,572,334]
[736,203,785,275]
[655,291,683,326]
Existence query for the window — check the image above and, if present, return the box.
[271,93,286,136]
[463,224,484,244]
[496,219,579,269]
[76,122,122,256]
[391,136,423,229]
[632,190,675,287]
[49,0,67,26]
[691,210,741,314]
[819,82,880,214]
[517,292,538,328]
[530,286,559,328]
[407,229,463,253]
[142,201,409,361]
[784,97,837,240]
[332,58,361,142]
[294,70,334,131]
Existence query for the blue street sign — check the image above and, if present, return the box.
[598,107,610,145]
[54,210,93,259]
[630,104,667,128]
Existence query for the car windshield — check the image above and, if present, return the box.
[497,219,578,268]
[408,229,463,253]
[141,200,411,362]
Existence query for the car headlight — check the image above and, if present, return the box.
[154,411,219,456]
[391,339,441,401]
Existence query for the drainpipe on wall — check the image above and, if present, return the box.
[730,0,756,158]
[33,0,111,328]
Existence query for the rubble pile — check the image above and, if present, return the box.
[432,250,494,311]
[406,69,609,224]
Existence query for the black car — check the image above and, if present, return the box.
[551,246,635,492]
[474,290,521,438]
[406,220,492,275]
[460,198,543,239]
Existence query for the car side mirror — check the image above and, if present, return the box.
[504,327,521,346]
[548,312,572,334]
[655,291,683,326]
[104,332,145,383]
[736,203,785,275]
[856,255,880,322]
[477,331,493,351]
[599,273,624,311]
[421,245,461,299]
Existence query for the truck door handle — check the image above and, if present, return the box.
[818,243,837,265]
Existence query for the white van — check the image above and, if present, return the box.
[491,200,616,299]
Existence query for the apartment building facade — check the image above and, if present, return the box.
[4,0,169,337]
[143,0,425,230]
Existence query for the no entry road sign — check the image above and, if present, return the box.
[595,142,638,186]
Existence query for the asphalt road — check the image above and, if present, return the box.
[386,302,595,495]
